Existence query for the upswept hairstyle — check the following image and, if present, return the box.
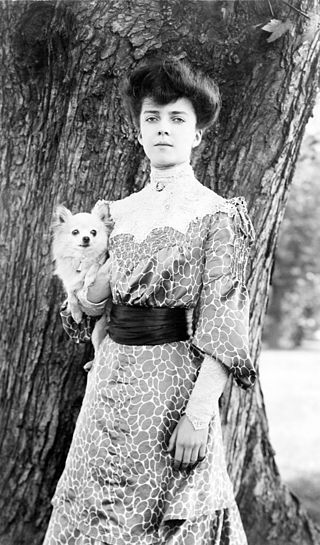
[122,58,221,130]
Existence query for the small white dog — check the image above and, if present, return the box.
[52,202,111,324]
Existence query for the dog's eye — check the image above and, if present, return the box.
[72,229,79,235]
[90,230,97,237]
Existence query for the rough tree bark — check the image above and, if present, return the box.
[0,1,319,544]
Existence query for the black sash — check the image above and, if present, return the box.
[108,303,189,345]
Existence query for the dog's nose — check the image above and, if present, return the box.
[82,236,90,244]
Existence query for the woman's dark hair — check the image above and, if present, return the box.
[122,58,221,129]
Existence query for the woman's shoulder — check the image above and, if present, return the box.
[195,185,255,241]
[193,182,248,219]
[97,190,143,219]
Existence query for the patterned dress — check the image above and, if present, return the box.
[43,163,256,545]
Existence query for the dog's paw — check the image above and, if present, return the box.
[69,301,83,324]
[71,309,83,324]
[68,292,83,323]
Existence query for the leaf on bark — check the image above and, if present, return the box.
[262,19,294,43]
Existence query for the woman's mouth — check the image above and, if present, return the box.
[154,142,173,147]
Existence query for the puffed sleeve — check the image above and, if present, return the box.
[192,197,256,389]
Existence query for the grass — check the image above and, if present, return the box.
[259,342,320,525]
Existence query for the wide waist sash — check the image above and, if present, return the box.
[108,303,189,345]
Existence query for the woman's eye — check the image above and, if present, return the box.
[146,116,158,122]
[173,117,185,123]
[90,230,97,236]
[72,229,79,235]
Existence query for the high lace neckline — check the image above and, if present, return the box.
[110,161,227,243]
[150,162,196,190]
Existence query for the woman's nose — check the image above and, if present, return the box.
[157,117,170,135]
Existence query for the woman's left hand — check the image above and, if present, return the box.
[167,414,208,471]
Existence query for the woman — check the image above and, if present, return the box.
[44,58,256,545]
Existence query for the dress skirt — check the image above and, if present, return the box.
[43,503,247,545]
[43,337,247,545]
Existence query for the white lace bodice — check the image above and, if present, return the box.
[109,162,225,243]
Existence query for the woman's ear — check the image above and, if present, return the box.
[137,129,143,145]
[192,129,203,148]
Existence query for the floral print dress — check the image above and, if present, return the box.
[43,163,256,545]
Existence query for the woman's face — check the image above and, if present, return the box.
[138,97,202,168]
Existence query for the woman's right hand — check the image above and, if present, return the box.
[167,414,208,471]
[86,260,111,303]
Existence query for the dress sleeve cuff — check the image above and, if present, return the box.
[185,354,229,429]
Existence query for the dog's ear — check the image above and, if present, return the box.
[91,200,110,225]
[52,205,72,229]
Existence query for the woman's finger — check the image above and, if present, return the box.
[173,445,184,470]
[198,443,206,462]
[181,446,193,470]
[167,425,178,453]
[189,446,199,466]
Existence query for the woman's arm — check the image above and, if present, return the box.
[167,356,228,470]
[75,259,111,316]
[192,198,256,389]
[85,260,112,303]
[167,198,256,470]
[184,355,229,428]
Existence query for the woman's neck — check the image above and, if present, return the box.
[150,162,195,187]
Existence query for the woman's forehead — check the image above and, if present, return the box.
[141,96,196,116]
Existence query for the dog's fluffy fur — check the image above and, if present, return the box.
[52,202,111,324]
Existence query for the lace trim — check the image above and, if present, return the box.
[185,413,209,431]
[185,354,229,428]
[109,181,226,244]
[150,162,196,188]
[97,166,254,253]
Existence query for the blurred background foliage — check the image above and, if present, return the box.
[263,94,320,348]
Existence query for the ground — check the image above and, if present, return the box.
[260,341,320,525]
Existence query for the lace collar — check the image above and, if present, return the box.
[109,161,223,243]
[149,162,196,191]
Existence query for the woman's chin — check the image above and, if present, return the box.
[150,158,187,169]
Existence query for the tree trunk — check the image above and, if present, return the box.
[1,1,319,544]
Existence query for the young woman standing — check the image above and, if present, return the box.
[44,58,256,545]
